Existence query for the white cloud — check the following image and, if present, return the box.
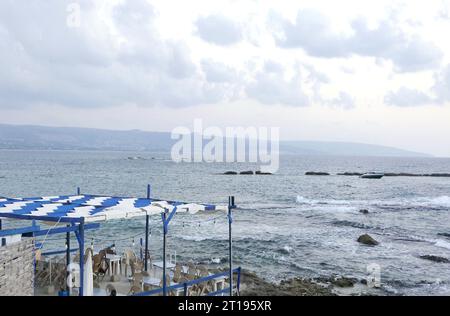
[385,87,433,107]
[195,14,242,46]
[272,9,443,73]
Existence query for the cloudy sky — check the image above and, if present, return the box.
[1,0,450,156]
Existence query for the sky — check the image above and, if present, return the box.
[1,0,450,156]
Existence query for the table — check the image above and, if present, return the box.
[152,261,176,270]
[105,254,122,276]
[211,275,227,294]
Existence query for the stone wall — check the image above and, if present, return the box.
[0,238,35,296]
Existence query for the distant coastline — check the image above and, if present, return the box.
[0,124,433,158]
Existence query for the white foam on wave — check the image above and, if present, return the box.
[295,195,450,209]
[434,239,450,250]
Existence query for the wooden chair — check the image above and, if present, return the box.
[128,273,143,295]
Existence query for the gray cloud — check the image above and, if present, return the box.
[329,92,355,109]
[0,0,232,109]
[385,64,450,107]
[433,64,450,103]
[272,9,442,72]
[195,14,242,46]
[385,87,433,107]
[246,62,309,106]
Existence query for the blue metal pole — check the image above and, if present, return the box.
[78,221,85,296]
[144,215,149,271]
[66,225,71,292]
[162,212,167,297]
[228,196,233,296]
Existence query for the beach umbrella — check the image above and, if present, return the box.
[83,248,94,296]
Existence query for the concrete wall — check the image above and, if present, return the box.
[0,238,35,296]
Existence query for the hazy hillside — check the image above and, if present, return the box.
[0,124,431,157]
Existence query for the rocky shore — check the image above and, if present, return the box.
[306,171,450,177]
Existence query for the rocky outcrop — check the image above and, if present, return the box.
[359,209,369,215]
[255,171,272,175]
[437,233,450,239]
[223,171,238,175]
[331,277,357,288]
[419,255,450,263]
[238,270,335,296]
[357,234,379,246]
[337,172,363,176]
[240,171,254,175]
[305,172,330,176]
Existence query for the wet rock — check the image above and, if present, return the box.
[239,270,335,296]
[437,233,450,239]
[331,277,357,288]
[357,234,379,246]
[224,171,238,175]
[419,255,450,263]
[359,209,369,214]
[255,171,272,175]
[333,220,371,229]
[305,172,330,176]
[337,172,363,176]
[240,170,254,175]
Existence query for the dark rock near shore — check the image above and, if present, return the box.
[223,171,238,175]
[359,209,369,214]
[240,170,254,175]
[419,255,450,263]
[438,233,450,239]
[331,277,357,288]
[239,270,335,296]
[305,172,330,176]
[337,172,363,176]
[255,171,272,175]
[357,234,379,246]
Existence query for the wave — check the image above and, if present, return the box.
[295,195,450,209]
[434,239,450,250]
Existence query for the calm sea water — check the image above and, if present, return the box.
[1,150,450,295]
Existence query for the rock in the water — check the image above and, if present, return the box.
[419,255,450,263]
[240,171,254,175]
[331,277,357,288]
[359,209,369,214]
[337,172,363,176]
[255,171,272,175]
[437,233,450,239]
[224,171,238,175]
[305,172,330,176]
[357,234,379,246]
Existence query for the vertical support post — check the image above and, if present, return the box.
[0,219,2,230]
[78,221,85,296]
[162,212,167,297]
[77,187,81,195]
[147,184,151,199]
[140,238,143,260]
[228,196,234,296]
[66,225,71,292]
[144,215,150,271]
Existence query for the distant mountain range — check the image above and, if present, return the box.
[0,124,432,157]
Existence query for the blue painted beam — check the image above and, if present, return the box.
[26,223,100,237]
[0,213,82,223]
[0,225,41,237]
[42,248,79,256]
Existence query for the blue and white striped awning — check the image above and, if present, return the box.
[0,195,227,223]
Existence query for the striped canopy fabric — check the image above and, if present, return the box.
[0,195,227,223]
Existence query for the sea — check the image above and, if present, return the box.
[1,150,449,295]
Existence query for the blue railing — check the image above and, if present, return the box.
[133,267,241,297]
